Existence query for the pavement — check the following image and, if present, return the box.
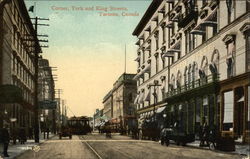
[0,132,55,159]
[15,136,97,159]
[0,133,249,159]
[186,140,250,158]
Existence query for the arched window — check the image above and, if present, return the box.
[170,74,175,90]
[201,56,208,76]
[210,49,219,75]
[177,71,182,89]
[188,64,192,83]
[184,66,188,85]
[193,62,198,81]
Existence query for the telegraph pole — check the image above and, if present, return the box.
[33,17,49,143]
[148,80,161,120]
[34,17,39,143]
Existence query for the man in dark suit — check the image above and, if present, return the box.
[1,123,10,157]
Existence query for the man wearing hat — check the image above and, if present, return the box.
[1,122,10,157]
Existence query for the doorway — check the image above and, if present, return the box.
[235,87,244,138]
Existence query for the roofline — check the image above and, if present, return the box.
[17,0,42,52]
[132,0,163,36]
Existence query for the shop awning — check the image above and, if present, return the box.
[238,96,244,102]
[156,106,166,113]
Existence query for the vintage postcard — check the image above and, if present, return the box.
[0,0,249,158]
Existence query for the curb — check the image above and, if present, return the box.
[10,134,57,159]
[185,144,249,157]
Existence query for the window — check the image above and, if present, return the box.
[185,29,195,54]
[176,71,181,89]
[226,0,235,24]
[12,56,15,71]
[195,98,202,135]
[202,0,207,7]
[223,91,234,131]
[155,32,159,50]
[246,32,250,71]
[162,57,165,68]
[184,67,189,87]
[192,63,198,82]
[247,86,250,130]
[142,50,145,64]
[161,24,166,44]
[155,54,159,73]
[227,57,234,78]
[203,97,208,120]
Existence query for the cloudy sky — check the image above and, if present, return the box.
[25,0,151,117]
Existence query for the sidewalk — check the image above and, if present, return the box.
[186,140,250,158]
[0,133,56,159]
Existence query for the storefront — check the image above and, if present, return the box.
[219,72,250,143]
[164,74,219,137]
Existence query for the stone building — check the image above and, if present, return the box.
[38,57,56,133]
[111,73,137,130]
[133,0,249,143]
[103,90,113,120]
[0,0,40,134]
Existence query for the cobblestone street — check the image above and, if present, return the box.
[15,133,244,159]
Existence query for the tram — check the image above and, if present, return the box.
[67,116,92,135]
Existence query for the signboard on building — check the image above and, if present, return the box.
[39,100,57,109]
[0,85,23,103]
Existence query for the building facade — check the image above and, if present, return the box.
[111,73,137,131]
[0,0,39,135]
[133,0,249,143]
[93,108,104,129]
[103,90,113,120]
[38,57,56,133]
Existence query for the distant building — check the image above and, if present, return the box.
[133,0,249,143]
[38,57,56,132]
[102,73,137,131]
[103,90,113,120]
[93,108,103,129]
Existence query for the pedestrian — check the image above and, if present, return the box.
[200,117,209,147]
[2,123,10,157]
[19,128,26,144]
[11,127,18,145]
[28,127,33,139]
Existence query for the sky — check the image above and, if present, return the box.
[25,0,151,117]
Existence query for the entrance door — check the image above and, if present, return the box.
[237,100,244,137]
[235,87,244,138]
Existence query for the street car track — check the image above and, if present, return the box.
[81,136,103,159]
[81,135,135,159]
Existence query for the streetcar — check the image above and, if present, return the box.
[67,116,92,135]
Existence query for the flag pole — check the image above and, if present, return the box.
[124,44,126,74]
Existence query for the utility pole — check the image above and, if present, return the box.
[148,80,161,120]
[124,44,127,74]
[33,17,49,143]
[55,89,63,127]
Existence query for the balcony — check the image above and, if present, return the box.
[178,8,198,28]
[192,0,219,34]
[134,64,151,80]
[164,74,219,103]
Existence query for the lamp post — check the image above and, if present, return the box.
[148,80,161,120]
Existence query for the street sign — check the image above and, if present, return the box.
[0,85,23,103]
[39,100,57,109]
